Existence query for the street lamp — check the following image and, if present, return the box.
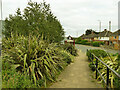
[97,20,101,32]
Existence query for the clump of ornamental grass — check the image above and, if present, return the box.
[2,34,73,88]
[87,49,120,88]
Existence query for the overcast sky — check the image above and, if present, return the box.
[1,0,120,37]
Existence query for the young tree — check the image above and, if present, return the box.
[3,1,64,43]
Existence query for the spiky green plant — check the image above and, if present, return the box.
[87,49,120,88]
[2,34,73,88]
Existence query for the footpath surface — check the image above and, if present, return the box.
[50,50,103,88]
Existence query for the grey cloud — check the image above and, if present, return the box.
[2,0,119,37]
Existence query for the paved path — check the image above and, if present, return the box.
[50,50,102,88]
[75,44,118,54]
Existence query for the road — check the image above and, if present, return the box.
[75,44,119,54]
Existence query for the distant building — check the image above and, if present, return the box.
[81,33,98,41]
[80,29,112,45]
[79,28,120,50]
[64,35,75,46]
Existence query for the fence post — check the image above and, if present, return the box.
[89,51,91,61]
[106,67,109,90]
[92,54,94,64]
[96,58,98,79]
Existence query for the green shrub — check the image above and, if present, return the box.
[118,54,120,60]
[113,53,119,56]
[113,69,120,89]
[75,37,82,42]
[87,49,120,88]
[85,42,90,45]
[80,40,88,45]
[99,41,104,45]
[87,49,108,72]
[75,40,104,46]
[75,42,81,44]
[2,34,73,88]
[92,41,100,47]
[2,69,36,88]
[89,62,95,71]
[61,52,72,64]
[117,54,120,66]
[87,49,108,58]
[62,44,77,56]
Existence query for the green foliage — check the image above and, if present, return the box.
[117,54,120,67]
[3,1,64,43]
[80,40,88,44]
[87,49,108,58]
[97,56,120,88]
[61,52,72,64]
[91,41,104,46]
[61,44,77,56]
[91,41,100,47]
[76,40,89,45]
[99,41,104,45]
[75,42,81,44]
[76,40,90,45]
[75,39,104,47]
[89,62,95,71]
[114,69,120,89]
[85,42,91,45]
[87,49,107,71]
[2,70,36,88]
[2,34,73,88]
[85,29,99,35]
[75,37,82,43]
[87,49,120,88]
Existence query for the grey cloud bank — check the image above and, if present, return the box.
[1,0,119,37]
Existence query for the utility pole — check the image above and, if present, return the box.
[109,21,111,46]
[109,21,111,31]
[98,20,101,40]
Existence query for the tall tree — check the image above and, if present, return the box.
[85,29,99,35]
[3,1,64,43]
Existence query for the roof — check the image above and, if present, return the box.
[97,29,112,37]
[67,35,73,40]
[80,34,85,38]
[81,33,99,39]
[112,29,120,36]
[80,29,120,39]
